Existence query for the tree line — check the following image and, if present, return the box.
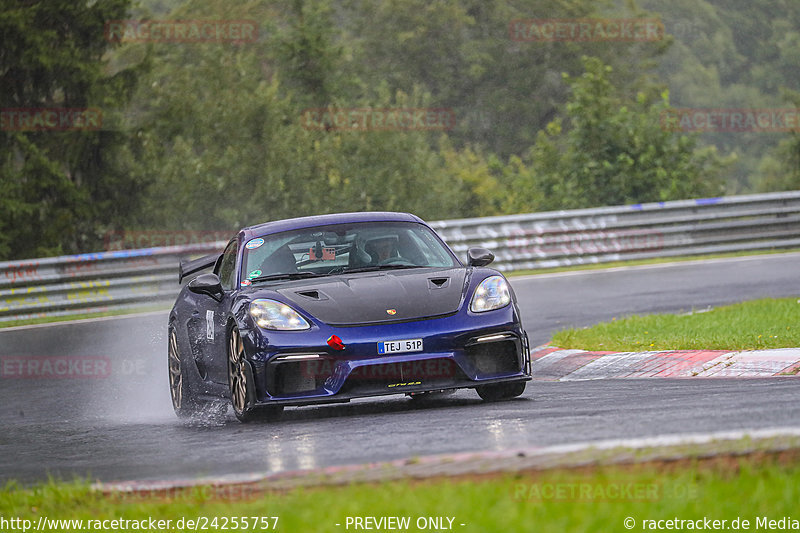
[1,0,795,260]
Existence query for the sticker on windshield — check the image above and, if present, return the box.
[240,279,252,286]
[245,238,264,249]
[248,269,262,279]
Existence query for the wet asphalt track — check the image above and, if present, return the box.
[0,253,798,484]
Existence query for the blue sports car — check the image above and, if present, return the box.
[168,212,531,422]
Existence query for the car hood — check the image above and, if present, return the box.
[270,267,467,326]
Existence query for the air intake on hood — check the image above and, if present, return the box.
[428,277,450,289]
[296,289,327,300]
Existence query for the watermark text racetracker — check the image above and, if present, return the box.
[510,18,664,42]
[626,515,800,530]
[104,20,258,43]
[0,356,147,379]
[103,230,231,251]
[513,481,698,502]
[1,108,102,131]
[661,108,800,133]
[301,108,456,131]
[300,358,460,383]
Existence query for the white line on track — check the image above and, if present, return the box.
[0,309,170,333]
[526,426,800,455]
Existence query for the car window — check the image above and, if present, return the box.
[241,221,458,280]
[217,240,238,290]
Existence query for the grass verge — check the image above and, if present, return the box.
[552,297,800,351]
[2,454,800,532]
[507,247,800,277]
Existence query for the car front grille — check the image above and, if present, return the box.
[266,358,334,396]
[464,338,521,375]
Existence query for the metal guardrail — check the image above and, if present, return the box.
[2,191,799,322]
[430,191,800,270]
[0,244,223,323]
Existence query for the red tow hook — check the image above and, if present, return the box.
[327,335,345,351]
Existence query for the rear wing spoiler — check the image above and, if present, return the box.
[178,254,219,283]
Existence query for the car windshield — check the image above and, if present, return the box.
[241,221,458,282]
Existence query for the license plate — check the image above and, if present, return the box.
[377,338,423,355]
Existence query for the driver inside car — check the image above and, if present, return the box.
[365,235,400,263]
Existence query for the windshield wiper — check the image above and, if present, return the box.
[340,264,420,274]
[249,272,324,283]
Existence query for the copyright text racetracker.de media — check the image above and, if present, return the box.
[626,515,800,530]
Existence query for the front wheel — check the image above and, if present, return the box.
[476,381,527,401]
[228,327,283,423]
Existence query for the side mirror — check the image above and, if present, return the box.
[467,247,495,267]
[188,273,224,300]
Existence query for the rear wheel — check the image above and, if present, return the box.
[228,327,283,423]
[168,326,225,419]
[476,381,527,401]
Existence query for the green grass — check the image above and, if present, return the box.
[552,297,800,351]
[2,456,800,533]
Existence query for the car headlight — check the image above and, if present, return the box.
[470,275,511,313]
[249,299,311,330]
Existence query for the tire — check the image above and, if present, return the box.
[168,326,225,419]
[476,381,527,401]
[227,327,283,423]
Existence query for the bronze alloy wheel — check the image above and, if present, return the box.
[228,328,248,417]
[227,327,283,422]
[168,328,185,412]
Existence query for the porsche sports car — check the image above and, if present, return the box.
[168,212,531,421]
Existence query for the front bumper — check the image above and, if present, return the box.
[239,307,530,406]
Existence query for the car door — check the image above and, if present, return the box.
[192,239,239,385]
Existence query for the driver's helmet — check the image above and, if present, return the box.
[365,235,399,262]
